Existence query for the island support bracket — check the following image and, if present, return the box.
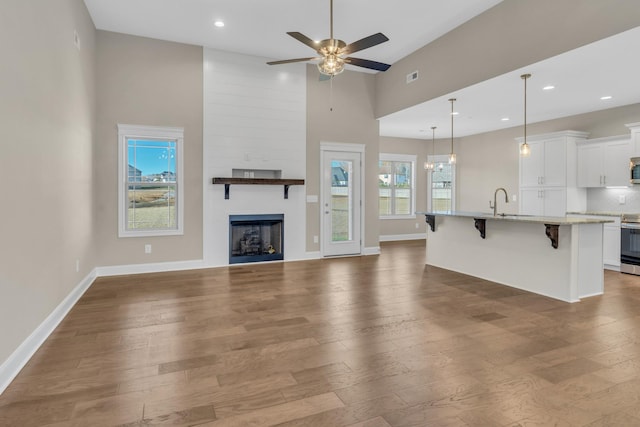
[425,215,436,232]
[545,224,559,249]
[474,218,486,239]
[224,184,230,200]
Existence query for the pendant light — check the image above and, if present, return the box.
[520,73,532,157]
[448,98,457,164]
[424,126,436,170]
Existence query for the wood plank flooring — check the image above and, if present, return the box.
[3,240,640,426]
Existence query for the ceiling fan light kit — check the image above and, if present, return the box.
[267,0,391,77]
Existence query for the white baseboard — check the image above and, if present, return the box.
[379,233,427,242]
[363,246,381,256]
[295,251,321,260]
[96,259,205,277]
[0,268,97,395]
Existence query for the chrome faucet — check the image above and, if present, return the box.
[489,188,509,216]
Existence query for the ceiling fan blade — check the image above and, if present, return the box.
[344,57,391,72]
[267,57,317,65]
[341,33,389,55]
[287,32,318,50]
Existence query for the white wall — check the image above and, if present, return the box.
[203,49,307,265]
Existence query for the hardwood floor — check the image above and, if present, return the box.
[3,240,640,426]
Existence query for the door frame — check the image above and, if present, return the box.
[320,142,365,257]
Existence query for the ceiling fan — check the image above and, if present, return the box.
[266,0,391,77]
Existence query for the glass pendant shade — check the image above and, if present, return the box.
[520,142,531,157]
[448,153,457,164]
[317,54,345,76]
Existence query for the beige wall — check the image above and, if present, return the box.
[379,136,429,237]
[375,0,640,118]
[95,32,203,266]
[0,0,96,364]
[455,103,640,213]
[306,66,380,251]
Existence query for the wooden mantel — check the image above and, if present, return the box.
[211,177,305,199]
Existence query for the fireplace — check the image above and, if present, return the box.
[229,214,284,264]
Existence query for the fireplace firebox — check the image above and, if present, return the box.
[229,214,284,264]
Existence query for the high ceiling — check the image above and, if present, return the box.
[83,0,640,139]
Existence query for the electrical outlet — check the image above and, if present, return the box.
[512,194,517,202]
[619,195,626,204]
[145,244,152,254]
[75,259,80,273]
[313,235,318,244]
[415,222,419,229]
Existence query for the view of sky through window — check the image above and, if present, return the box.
[127,139,176,178]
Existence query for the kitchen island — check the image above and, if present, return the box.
[418,211,613,302]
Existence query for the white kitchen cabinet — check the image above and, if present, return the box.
[520,187,566,217]
[603,223,621,269]
[519,138,567,187]
[577,136,630,187]
[626,122,640,156]
[518,131,588,216]
[570,214,620,271]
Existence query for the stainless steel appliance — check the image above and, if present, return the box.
[621,213,640,275]
[630,157,640,184]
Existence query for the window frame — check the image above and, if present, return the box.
[117,124,184,238]
[378,153,417,220]
[426,154,456,212]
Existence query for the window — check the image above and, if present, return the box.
[118,124,184,237]
[427,155,456,212]
[379,153,416,218]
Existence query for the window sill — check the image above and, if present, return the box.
[380,215,417,220]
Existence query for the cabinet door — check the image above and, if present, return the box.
[543,139,567,187]
[577,143,604,187]
[520,141,543,187]
[520,188,543,216]
[603,140,630,187]
[603,224,621,268]
[542,187,566,217]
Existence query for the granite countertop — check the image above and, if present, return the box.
[416,211,614,225]
[566,211,631,217]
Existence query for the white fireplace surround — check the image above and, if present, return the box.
[202,49,308,266]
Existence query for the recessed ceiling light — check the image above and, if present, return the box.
[543,85,555,91]
[501,117,510,121]
[214,20,225,28]
[600,95,613,100]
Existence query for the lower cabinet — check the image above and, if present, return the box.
[570,214,621,271]
[520,187,566,217]
[603,221,621,270]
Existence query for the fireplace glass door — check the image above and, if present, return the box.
[229,214,284,264]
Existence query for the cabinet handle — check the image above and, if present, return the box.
[603,175,606,185]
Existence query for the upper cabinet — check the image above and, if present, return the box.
[518,130,589,216]
[627,122,640,157]
[577,136,630,188]
[519,138,567,187]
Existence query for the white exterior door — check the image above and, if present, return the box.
[321,149,362,256]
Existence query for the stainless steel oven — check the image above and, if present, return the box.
[621,214,640,275]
